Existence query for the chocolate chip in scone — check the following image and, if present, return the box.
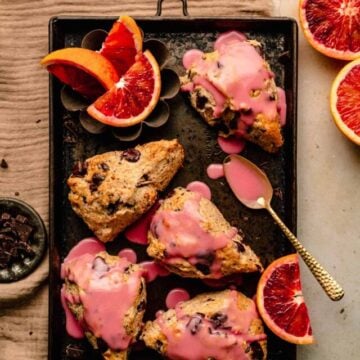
[210,312,228,329]
[250,341,264,360]
[99,162,110,171]
[0,159,8,169]
[186,313,203,335]
[90,173,105,192]
[121,148,141,162]
[236,242,246,253]
[137,300,146,312]
[269,93,276,101]
[72,161,88,177]
[106,200,121,215]
[196,95,208,110]
[195,262,211,275]
[155,340,163,351]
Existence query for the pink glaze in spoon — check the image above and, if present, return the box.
[223,154,344,301]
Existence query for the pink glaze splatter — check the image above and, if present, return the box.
[62,253,144,351]
[223,155,272,207]
[155,290,266,360]
[186,181,211,200]
[60,287,84,339]
[217,136,246,154]
[124,203,159,245]
[166,288,190,309]
[277,87,287,126]
[118,248,137,263]
[141,261,170,282]
[206,163,225,179]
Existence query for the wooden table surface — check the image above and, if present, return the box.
[0,0,271,358]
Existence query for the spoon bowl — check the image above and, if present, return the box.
[223,154,344,301]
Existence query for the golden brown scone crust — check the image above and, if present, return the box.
[181,41,283,153]
[64,252,146,360]
[147,187,263,278]
[142,290,267,360]
[67,139,185,242]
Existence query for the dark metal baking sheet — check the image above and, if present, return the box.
[49,16,298,360]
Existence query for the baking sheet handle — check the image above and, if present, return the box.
[156,0,189,16]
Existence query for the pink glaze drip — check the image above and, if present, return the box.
[166,288,190,309]
[118,248,137,263]
[223,156,272,206]
[277,87,287,126]
[62,253,144,351]
[60,287,85,339]
[140,261,170,282]
[150,192,237,277]
[186,181,211,200]
[206,163,225,179]
[156,290,266,360]
[217,136,246,154]
[183,49,204,70]
[124,203,159,245]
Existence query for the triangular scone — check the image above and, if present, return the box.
[181,32,284,153]
[68,139,185,242]
[141,289,267,360]
[62,252,146,360]
[147,187,263,279]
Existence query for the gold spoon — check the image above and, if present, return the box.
[223,154,344,301]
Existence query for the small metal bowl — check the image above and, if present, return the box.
[0,198,47,283]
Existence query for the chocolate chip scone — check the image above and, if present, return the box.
[181,31,285,153]
[147,187,263,279]
[62,251,146,360]
[67,139,185,242]
[142,289,267,360]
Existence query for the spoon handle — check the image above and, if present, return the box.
[266,204,344,301]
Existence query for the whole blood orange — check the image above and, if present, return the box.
[330,58,360,145]
[100,15,143,76]
[41,48,119,100]
[299,0,360,60]
[87,50,161,127]
[256,254,314,345]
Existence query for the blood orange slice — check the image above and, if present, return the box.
[330,58,360,145]
[87,50,161,127]
[299,0,360,60]
[256,254,314,345]
[100,15,143,76]
[41,48,119,100]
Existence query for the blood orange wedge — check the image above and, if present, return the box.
[299,0,360,60]
[330,58,360,145]
[256,254,314,345]
[41,48,119,100]
[87,50,161,127]
[100,15,143,76]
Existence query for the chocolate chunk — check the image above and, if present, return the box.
[106,200,121,215]
[90,173,105,192]
[121,148,141,162]
[1,159,8,169]
[250,341,264,360]
[195,263,210,275]
[96,338,108,353]
[217,61,223,69]
[196,95,208,110]
[137,300,146,312]
[155,340,163,351]
[65,344,85,359]
[269,93,276,101]
[72,161,88,177]
[236,242,246,253]
[99,162,110,171]
[186,314,203,335]
[210,312,228,329]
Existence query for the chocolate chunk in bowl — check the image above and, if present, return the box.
[0,198,47,283]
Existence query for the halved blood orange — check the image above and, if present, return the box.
[330,58,360,145]
[299,0,360,60]
[41,48,119,100]
[256,254,314,345]
[100,15,143,76]
[87,50,161,127]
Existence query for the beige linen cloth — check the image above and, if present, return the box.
[0,0,272,358]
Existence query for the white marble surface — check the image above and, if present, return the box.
[273,1,360,359]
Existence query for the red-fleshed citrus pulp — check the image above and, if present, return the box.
[256,254,314,345]
[100,15,143,76]
[299,0,360,60]
[40,48,119,100]
[330,58,360,145]
[87,50,161,127]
